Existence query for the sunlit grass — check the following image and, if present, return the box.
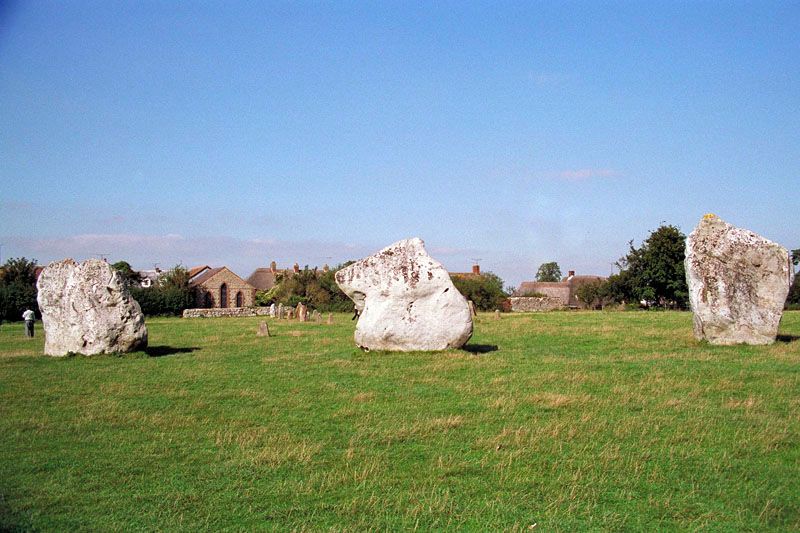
[1,311,798,531]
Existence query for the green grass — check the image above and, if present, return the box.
[1,311,799,531]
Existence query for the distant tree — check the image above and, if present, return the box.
[604,224,688,309]
[111,261,141,288]
[0,257,39,321]
[535,262,562,282]
[450,271,508,311]
[788,249,800,308]
[574,280,608,310]
[265,263,355,312]
[129,265,192,316]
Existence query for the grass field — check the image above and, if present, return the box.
[1,311,799,531]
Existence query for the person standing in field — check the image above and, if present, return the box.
[22,308,35,338]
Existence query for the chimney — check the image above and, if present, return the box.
[293,263,300,274]
[472,264,480,275]
[270,261,277,273]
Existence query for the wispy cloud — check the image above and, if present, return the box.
[557,168,617,181]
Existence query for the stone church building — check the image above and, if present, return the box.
[188,266,257,309]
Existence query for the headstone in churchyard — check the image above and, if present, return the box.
[327,313,333,325]
[685,214,794,345]
[277,303,284,319]
[494,309,500,320]
[257,321,270,337]
[269,303,276,317]
[37,258,148,356]
[335,237,473,351]
[297,303,308,322]
[312,310,321,323]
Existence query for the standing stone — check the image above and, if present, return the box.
[468,300,477,317]
[269,303,276,318]
[277,303,284,319]
[685,214,794,345]
[494,309,501,320]
[327,313,333,325]
[312,310,322,323]
[297,303,308,322]
[287,309,295,320]
[335,237,473,351]
[257,321,270,337]
[36,258,148,356]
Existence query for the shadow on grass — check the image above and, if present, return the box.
[463,344,499,354]
[776,334,800,343]
[145,345,200,357]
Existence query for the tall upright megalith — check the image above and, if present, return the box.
[685,214,793,345]
[37,258,148,356]
[335,238,473,351]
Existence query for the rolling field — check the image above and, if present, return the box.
[1,311,799,531]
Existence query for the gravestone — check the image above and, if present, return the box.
[269,303,276,317]
[277,303,284,319]
[327,313,333,325]
[257,321,270,337]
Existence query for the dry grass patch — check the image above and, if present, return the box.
[525,392,590,409]
[724,396,761,410]
[352,392,376,403]
[214,426,322,467]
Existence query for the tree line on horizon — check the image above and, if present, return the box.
[1,226,798,321]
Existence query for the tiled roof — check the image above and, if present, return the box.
[189,265,210,279]
[189,266,224,287]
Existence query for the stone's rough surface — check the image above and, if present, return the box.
[37,259,148,356]
[335,238,473,351]
[685,214,794,345]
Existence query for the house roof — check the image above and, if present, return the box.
[188,265,211,279]
[246,268,278,291]
[189,266,257,291]
[189,266,224,287]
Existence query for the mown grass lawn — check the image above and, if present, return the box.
[1,311,798,531]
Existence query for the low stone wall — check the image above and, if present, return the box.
[182,307,272,319]
[508,296,565,312]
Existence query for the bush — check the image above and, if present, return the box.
[450,272,508,311]
[127,265,193,316]
[265,263,355,313]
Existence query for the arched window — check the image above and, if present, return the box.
[220,283,228,308]
[203,292,213,308]
[235,291,243,307]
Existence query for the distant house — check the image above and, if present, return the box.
[189,266,256,308]
[137,268,163,288]
[246,261,330,292]
[450,264,483,279]
[512,270,606,310]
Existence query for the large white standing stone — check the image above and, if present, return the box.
[685,214,794,345]
[37,258,148,356]
[335,238,473,351]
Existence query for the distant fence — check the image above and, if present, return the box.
[182,307,272,319]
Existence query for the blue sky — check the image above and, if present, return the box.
[1,1,797,286]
